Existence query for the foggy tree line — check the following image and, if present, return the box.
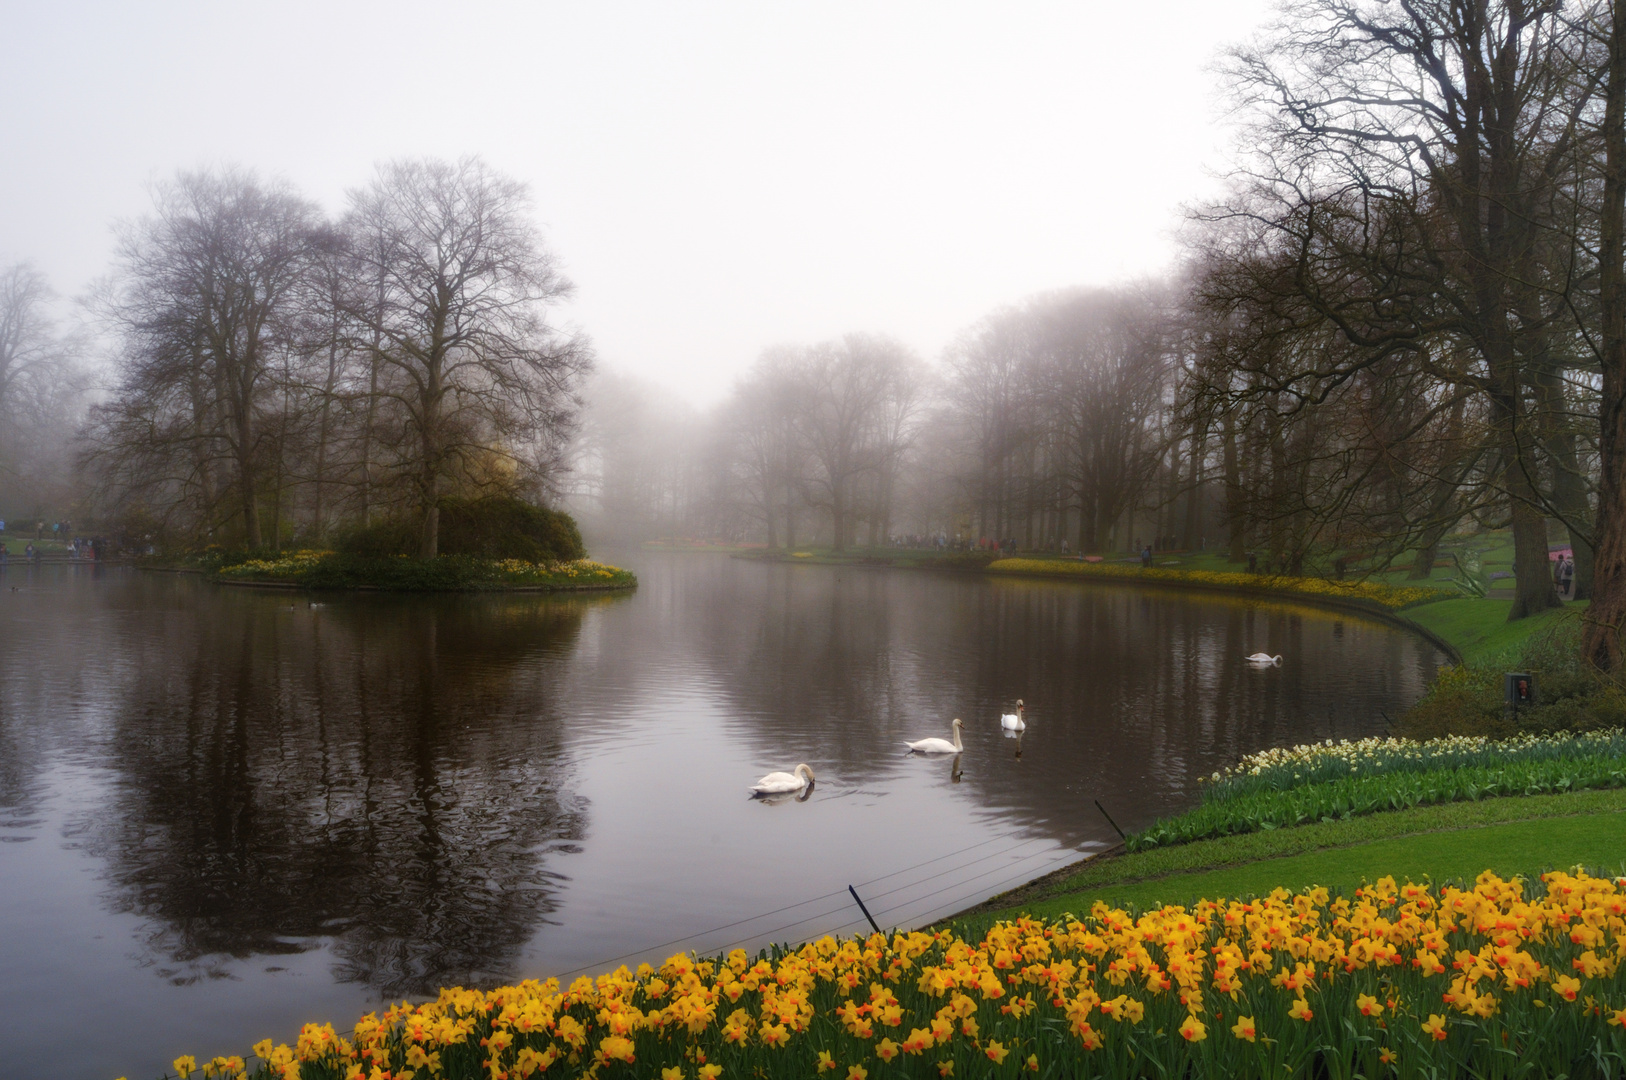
[573,0,1626,661]
[80,157,590,556]
[0,263,89,528]
[568,285,1188,555]
[6,0,1626,661]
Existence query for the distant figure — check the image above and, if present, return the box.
[24,543,35,562]
[1247,551,1258,574]
[1334,555,1346,581]
[1141,545,1153,568]
[1562,555,1575,600]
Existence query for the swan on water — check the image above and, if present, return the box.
[750,763,815,796]
[906,718,964,754]
[1000,699,1026,731]
[1246,653,1283,665]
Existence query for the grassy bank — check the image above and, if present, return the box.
[959,787,1626,934]
[1406,597,1579,666]
[202,550,636,592]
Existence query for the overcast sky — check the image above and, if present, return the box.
[1,1,1273,405]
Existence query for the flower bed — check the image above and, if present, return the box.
[153,870,1626,1080]
[212,552,635,592]
[1209,733,1626,801]
[983,559,1448,610]
[1128,732,1626,851]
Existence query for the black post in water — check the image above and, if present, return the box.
[1094,799,1127,841]
[848,885,882,934]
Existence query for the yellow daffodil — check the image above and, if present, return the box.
[1180,1015,1208,1041]
[1231,1015,1256,1041]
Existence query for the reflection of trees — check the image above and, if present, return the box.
[692,566,1441,837]
[87,587,597,997]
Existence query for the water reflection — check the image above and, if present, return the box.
[0,559,1445,1080]
[83,590,602,997]
[683,562,1436,841]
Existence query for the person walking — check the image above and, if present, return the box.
[1562,555,1575,600]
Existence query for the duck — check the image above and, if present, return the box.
[906,718,964,754]
[749,763,815,796]
[1000,699,1026,731]
[1246,652,1283,665]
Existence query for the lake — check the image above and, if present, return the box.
[0,554,1447,1079]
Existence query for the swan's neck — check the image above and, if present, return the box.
[952,726,963,752]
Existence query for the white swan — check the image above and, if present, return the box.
[1000,699,1026,731]
[750,763,815,796]
[906,718,964,754]
[1246,653,1283,665]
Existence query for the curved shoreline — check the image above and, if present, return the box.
[736,550,1463,664]
[136,561,638,595]
[980,563,1464,664]
[212,576,636,594]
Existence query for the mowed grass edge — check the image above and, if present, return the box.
[955,787,1626,936]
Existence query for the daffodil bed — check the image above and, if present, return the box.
[1128,732,1626,851]
[984,559,1448,611]
[211,552,635,592]
[157,870,1626,1080]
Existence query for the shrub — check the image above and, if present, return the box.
[336,497,585,563]
[1401,618,1626,738]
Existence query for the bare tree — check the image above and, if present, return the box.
[90,170,326,547]
[1225,0,1603,618]
[344,157,591,557]
[793,334,914,551]
[1585,0,1626,667]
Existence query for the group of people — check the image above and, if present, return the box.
[1553,552,1577,600]
[0,536,102,565]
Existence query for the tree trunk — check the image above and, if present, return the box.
[311,333,339,543]
[236,410,262,550]
[418,361,443,560]
[1182,422,1205,548]
[1586,0,1626,670]
[1527,301,1595,599]
[1497,373,1561,619]
[1222,409,1245,562]
[831,482,846,553]
[1484,293,1558,620]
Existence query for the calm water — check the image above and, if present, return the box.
[0,555,1446,1079]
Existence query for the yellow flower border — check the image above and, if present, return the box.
[155,869,1626,1080]
[985,558,1448,610]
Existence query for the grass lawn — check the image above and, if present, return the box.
[956,788,1626,934]
[1405,596,1585,666]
